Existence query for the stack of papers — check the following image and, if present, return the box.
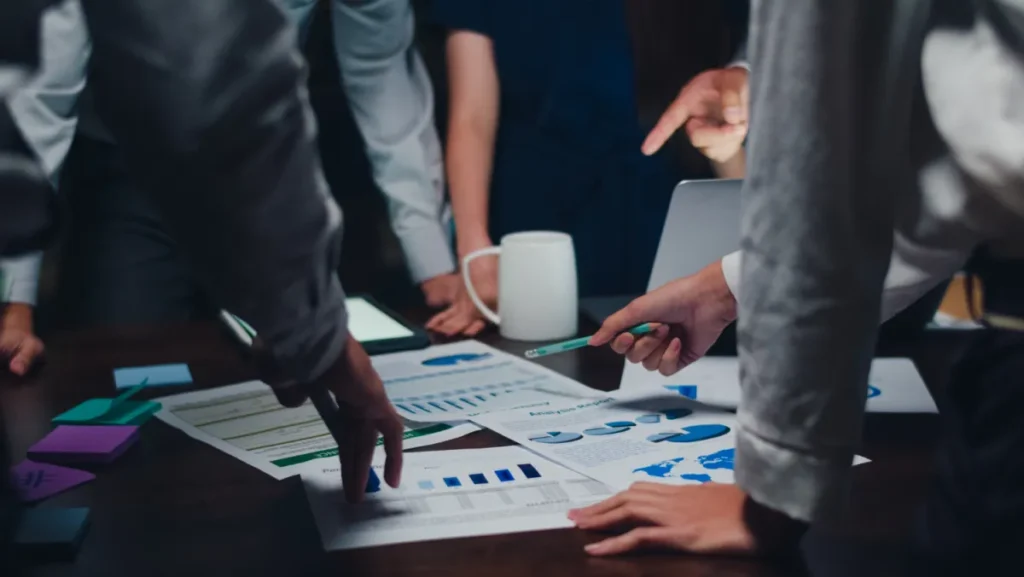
[152,340,891,552]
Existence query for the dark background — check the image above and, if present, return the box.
[307,0,748,308]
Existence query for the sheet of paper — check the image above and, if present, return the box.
[473,390,868,490]
[114,363,193,389]
[473,392,741,489]
[372,341,601,422]
[156,381,480,480]
[621,357,938,413]
[301,446,613,550]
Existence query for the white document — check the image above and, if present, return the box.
[301,446,613,550]
[156,381,479,480]
[473,391,743,489]
[620,357,938,413]
[373,341,601,422]
[473,390,869,491]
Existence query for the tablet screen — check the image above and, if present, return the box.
[345,297,415,342]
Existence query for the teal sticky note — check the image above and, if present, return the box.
[53,400,161,426]
[114,364,192,389]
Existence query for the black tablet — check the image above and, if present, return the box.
[220,295,430,357]
[343,295,431,355]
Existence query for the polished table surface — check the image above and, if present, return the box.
[0,315,971,577]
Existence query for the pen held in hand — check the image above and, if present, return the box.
[524,323,655,359]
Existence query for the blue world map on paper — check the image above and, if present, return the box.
[633,448,735,484]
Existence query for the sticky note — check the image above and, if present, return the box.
[52,400,161,427]
[11,461,95,503]
[114,363,192,389]
[28,425,140,464]
[15,507,91,561]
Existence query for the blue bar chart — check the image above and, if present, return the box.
[413,462,546,492]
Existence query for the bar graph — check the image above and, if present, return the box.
[390,374,549,418]
[406,463,547,491]
[518,464,541,479]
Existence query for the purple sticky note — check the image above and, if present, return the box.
[28,425,140,464]
[11,460,96,503]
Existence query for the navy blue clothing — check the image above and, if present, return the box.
[433,0,677,297]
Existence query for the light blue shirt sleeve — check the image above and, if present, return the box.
[330,0,455,283]
[0,0,90,305]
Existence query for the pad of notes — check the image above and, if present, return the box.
[11,460,95,502]
[52,399,161,426]
[15,507,92,561]
[28,425,140,464]
[114,363,192,389]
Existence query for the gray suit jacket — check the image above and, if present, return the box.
[72,0,349,384]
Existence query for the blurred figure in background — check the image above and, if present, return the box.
[0,0,457,378]
[426,0,680,337]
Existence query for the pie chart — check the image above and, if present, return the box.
[583,421,636,436]
[646,432,681,443]
[422,353,493,367]
[636,414,661,424]
[663,408,693,420]
[664,424,730,443]
[529,431,583,444]
[867,385,881,399]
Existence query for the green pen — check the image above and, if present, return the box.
[524,323,656,359]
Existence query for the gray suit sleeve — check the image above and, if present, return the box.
[736,1,895,522]
[77,0,348,384]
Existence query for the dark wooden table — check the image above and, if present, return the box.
[0,316,969,577]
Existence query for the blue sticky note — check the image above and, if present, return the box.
[114,364,192,389]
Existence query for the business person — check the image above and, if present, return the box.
[70,0,404,501]
[425,0,679,337]
[0,0,456,372]
[572,1,1024,572]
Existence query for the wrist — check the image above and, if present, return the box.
[1,303,34,332]
[456,231,493,260]
[701,261,738,324]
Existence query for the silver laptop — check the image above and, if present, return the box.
[579,179,741,323]
[646,179,742,291]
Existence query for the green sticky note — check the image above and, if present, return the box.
[52,400,161,426]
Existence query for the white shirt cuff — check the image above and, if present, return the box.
[721,251,742,300]
[727,60,750,72]
[396,223,456,283]
[1,252,43,305]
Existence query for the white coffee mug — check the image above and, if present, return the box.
[462,231,578,341]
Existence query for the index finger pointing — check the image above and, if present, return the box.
[379,410,404,488]
[641,91,697,156]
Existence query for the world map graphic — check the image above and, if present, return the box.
[633,448,735,484]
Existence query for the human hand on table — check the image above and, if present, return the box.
[425,250,497,337]
[642,66,749,164]
[590,261,736,375]
[420,273,462,308]
[568,483,806,556]
[1,303,44,376]
[266,335,404,503]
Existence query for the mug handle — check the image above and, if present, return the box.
[462,247,502,325]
